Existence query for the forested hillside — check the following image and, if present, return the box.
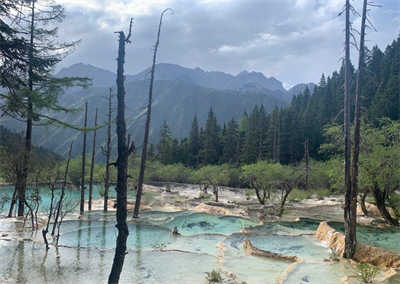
[155,36,400,166]
[0,126,61,183]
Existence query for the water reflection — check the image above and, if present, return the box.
[17,241,25,283]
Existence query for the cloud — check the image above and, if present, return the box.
[55,0,399,87]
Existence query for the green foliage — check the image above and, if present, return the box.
[67,156,91,187]
[205,270,222,283]
[191,165,230,187]
[288,189,313,201]
[356,263,379,283]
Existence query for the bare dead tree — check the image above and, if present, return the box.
[89,108,98,211]
[133,8,172,218]
[108,18,133,284]
[80,102,88,215]
[350,0,369,241]
[51,141,74,236]
[103,89,113,212]
[42,173,58,250]
[343,0,355,259]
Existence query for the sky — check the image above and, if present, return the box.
[55,0,400,89]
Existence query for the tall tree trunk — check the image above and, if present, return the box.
[108,19,132,284]
[278,187,292,217]
[373,186,399,226]
[104,89,112,212]
[360,190,369,217]
[89,108,98,211]
[343,0,355,259]
[52,142,73,236]
[133,9,171,218]
[17,0,36,217]
[347,0,368,257]
[80,102,88,215]
[8,186,17,217]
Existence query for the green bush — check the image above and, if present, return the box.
[205,270,222,283]
[356,263,379,283]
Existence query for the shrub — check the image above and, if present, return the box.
[205,270,222,283]
[356,263,379,283]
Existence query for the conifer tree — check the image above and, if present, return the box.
[2,0,88,216]
[189,115,200,166]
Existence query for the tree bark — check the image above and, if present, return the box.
[8,186,17,217]
[343,0,356,259]
[52,141,73,236]
[278,187,292,217]
[134,9,170,218]
[104,89,112,212]
[80,102,88,215]
[360,190,369,217]
[373,186,399,226]
[42,183,55,250]
[108,19,132,284]
[17,0,36,217]
[89,108,98,211]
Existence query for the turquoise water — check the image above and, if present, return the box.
[0,185,118,215]
[0,211,398,283]
[329,221,400,253]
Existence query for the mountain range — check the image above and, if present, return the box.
[1,63,316,158]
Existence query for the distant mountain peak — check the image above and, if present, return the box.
[131,63,286,92]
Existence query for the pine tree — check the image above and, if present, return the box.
[158,120,172,164]
[222,119,240,164]
[201,107,220,165]
[2,0,88,216]
[189,115,200,167]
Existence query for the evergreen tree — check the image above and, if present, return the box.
[221,119,240,164]
[158,120,173,164]
[189,115,200,167]
[200,107,220,165]
[1,0,87,216]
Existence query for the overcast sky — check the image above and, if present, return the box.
[55,0,399,89]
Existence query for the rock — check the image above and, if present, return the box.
[242,238,300,263]
[193,203,233,216]
[315,221,400,269]
[301,276,310,282]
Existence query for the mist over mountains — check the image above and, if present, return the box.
[2,62,315,157]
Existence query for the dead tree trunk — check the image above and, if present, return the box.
[42,181,56,250]
[133,9,171,218]
[343,0,356,259]
[80,102,88,215]
[108,19,133,284]
[89,108,98,211]
[347,0,368,256]
[104,89,112,212]
[51,141,73,236]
